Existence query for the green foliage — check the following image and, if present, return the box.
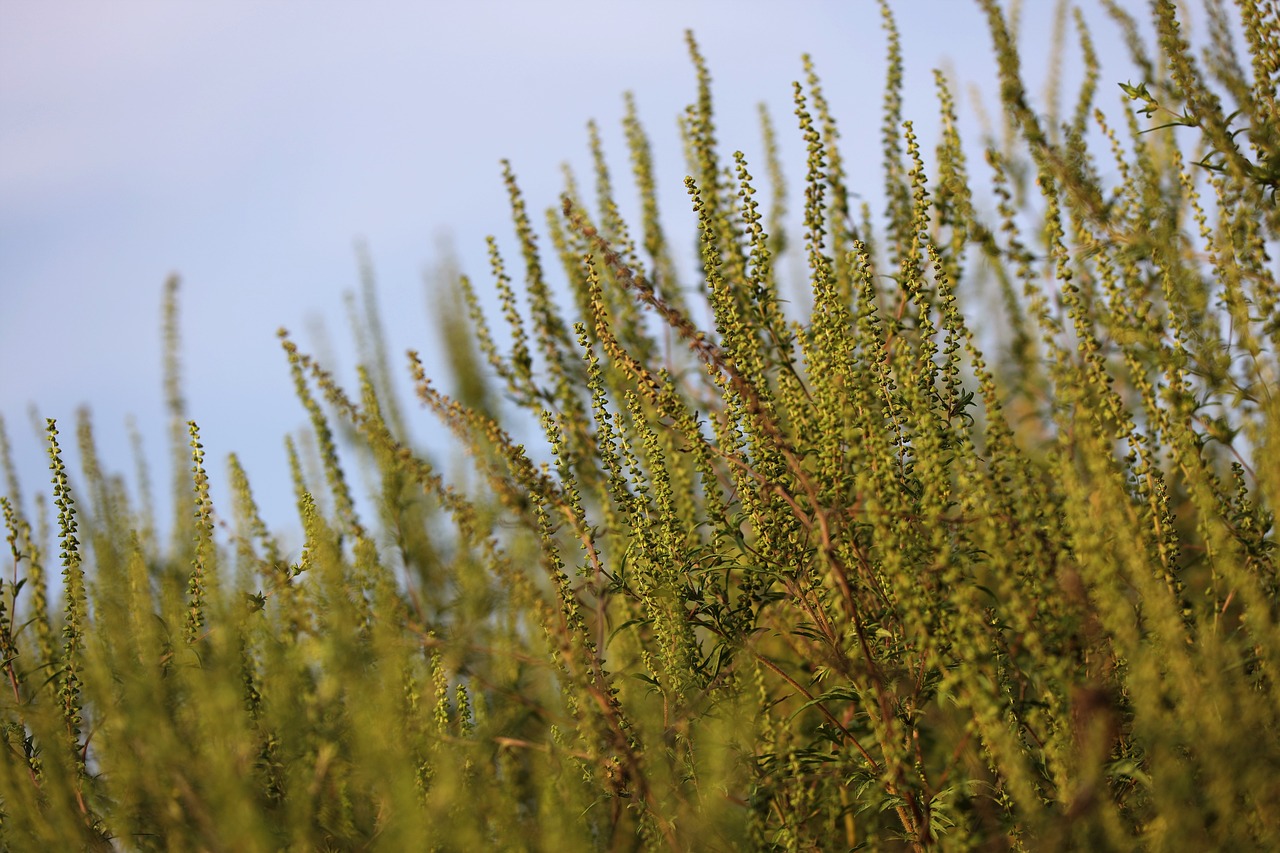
[3,2,1279,849]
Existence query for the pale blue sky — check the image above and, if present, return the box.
[1,1,1137,541]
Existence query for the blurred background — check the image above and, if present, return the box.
[1,0,1130,544]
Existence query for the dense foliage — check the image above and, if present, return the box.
[3,1,1278,849]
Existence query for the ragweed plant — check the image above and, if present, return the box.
[2,1,1278,850]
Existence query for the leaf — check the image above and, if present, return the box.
[607,617,651,647]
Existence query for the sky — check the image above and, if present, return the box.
[1,0,1140,545]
